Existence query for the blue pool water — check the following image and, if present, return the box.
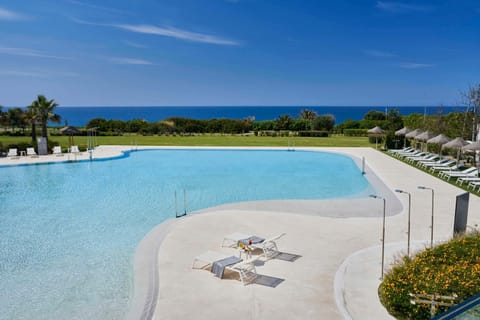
[0,149,374,319]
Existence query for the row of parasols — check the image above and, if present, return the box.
[367,126,480,153]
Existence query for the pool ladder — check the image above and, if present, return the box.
[287,139,295,151]
[175,190,187,218]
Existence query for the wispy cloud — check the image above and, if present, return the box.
[108,57,153,65]
[363,50,396,58]
[123,40,148,49]
[65,0,128,15]
[71,17,241,46]
[0,47,71,60]
[0,69,80,78]
[400,62,434,69]
[376,1,433,13]
[0,7,28,20]
[115,24,242,46]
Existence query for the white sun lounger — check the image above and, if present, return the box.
[456,177,480,185]
[468,181,480,191]
[192,250,258,285]
[221,232,253,248]
[26,147,39,158]
[70,145,80,154]
[52,146,64,156]
[7,148,19,159]
[420,158,452,168]
[439,168,478,180]
[250,233,287,259]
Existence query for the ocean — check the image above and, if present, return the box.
[8,106,468,127]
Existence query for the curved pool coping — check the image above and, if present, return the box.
[125,147,402,320]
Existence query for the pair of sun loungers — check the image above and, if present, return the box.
[192,232,286,285]
[6,146,78,158]
[7,148,38,158]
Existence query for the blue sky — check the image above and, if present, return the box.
[0,0,478,106]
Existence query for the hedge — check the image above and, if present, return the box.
[344,129,368,136]
[298,131,329,137]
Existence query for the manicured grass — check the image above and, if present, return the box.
[0,134,372,148]
[384,151,480,196]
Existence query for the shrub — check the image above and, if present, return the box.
[298,131,329,137]
[379,232,480,319]
[344,129,368,136]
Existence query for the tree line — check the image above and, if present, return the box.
[84,111,336,135]
[0,95,61,146]
[1,84,478,142]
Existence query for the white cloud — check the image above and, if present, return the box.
[65,0,128,15]
[0,47,71,60]
[71,17,242,46]
[115,24,241,46]
[376,1,433,13]
[123,40,148,49]
[0,69,79,78]
[108,57,153,65]
[363,50,396,58]
[0,7,28,20]
[400,62,434,69]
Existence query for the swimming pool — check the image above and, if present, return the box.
[0,149,374,319]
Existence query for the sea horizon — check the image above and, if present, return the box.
[4,105,468,127]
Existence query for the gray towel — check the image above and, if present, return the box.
[239,236,265,245]
[211,256,242,278]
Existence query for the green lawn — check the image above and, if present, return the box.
[0,134,372,148]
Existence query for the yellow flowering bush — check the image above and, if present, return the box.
[378,232,480,319]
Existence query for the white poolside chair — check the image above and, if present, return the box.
[26,147,38,158]
[457,177,480,185]
[251,233,287,259]
[467,181,480,191]
[52,146,64,156]
[70,145,80,154]
[420,158,451,168]
[7,148,19,158]
[221,232,253,248]
[439,167,478,181]
[192,250,258,285]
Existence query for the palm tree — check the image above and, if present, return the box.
[31,95,61,146]
[25,104,38,143]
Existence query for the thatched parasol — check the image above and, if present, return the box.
[405,129,423,139]
[462,141,480,166]
[395,127,411,136]
[427,134,451,156]
[367,126,385,149]
[395,127,411,148]
[462,141,480,152]
[442,137,469,161]
[414,130,434,142]
[427,134,451,145]
[60,126,81,147]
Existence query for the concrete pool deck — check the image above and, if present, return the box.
[1,146,479,319]
[131,147,480,320]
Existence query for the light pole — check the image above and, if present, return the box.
[370,194,386,280]
[395,189,412,257]
[418,186,435,248]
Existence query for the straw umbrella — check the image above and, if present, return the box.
[462,141,480,166]
[427,134,451,156]
[442,137,468,162]
[367,126,385,149]
[405,129,423,150]
[414,131,434,151]
[60,126,81,147]
[395,127,411,148]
